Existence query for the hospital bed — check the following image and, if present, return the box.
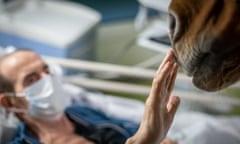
[45,56,240,107]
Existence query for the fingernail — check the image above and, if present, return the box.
[168,50,172,55]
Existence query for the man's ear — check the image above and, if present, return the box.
[0,93,13,108]
[0,93,28,110]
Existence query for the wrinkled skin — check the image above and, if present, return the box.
[168,0,240,91]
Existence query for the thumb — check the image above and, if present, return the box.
[167,96,180,117]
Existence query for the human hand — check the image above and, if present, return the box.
[126,50,180,144]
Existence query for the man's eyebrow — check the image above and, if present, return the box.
[24,72,37,80]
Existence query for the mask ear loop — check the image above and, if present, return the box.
[47,63,64,86]
[5,93,28,113]
[45,61,64,77]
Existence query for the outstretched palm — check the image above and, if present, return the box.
[126,50,180,144]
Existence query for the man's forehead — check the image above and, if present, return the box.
[1,50,40,66]
[0,51,42,80]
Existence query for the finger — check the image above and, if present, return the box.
[157,50,175,92]
[162,63,176,104]
[167,96,180,117]
[150,62,174,102]
[167,63,178,93]
[165,62,177,91]
[157,50,175,73]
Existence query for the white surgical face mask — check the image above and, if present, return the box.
[8,75,68,121]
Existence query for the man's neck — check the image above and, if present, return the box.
[27,114,75,139]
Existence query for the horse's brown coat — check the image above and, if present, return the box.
[168,0,240,91]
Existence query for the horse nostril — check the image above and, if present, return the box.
[168,13,176,40]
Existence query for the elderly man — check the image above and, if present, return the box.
[0,49,180,144]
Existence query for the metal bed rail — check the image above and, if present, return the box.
[45,56,240,106]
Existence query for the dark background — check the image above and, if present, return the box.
[67,0,157,23]
[68,0,139,22]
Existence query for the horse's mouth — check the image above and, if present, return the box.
[174,50,212,78]
[174,50,222,91]
[188,50,240,91]
[190,53,211,77]
[173,35,240,91]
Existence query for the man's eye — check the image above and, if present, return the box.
[44,68,50,74]
[25,76,38,87]
[44,65,50,74]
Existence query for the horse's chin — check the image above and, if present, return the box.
[176,48,240,92]
[191,60,240,92]
[192,70,222,92]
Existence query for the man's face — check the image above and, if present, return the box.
[0,51,49,93]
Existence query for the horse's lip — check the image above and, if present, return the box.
[172,50,195,77]
[172,48,210,77]
[186,53,210,77]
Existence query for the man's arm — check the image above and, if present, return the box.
[126,50,180,144]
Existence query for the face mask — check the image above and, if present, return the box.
[8,75,68,121]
